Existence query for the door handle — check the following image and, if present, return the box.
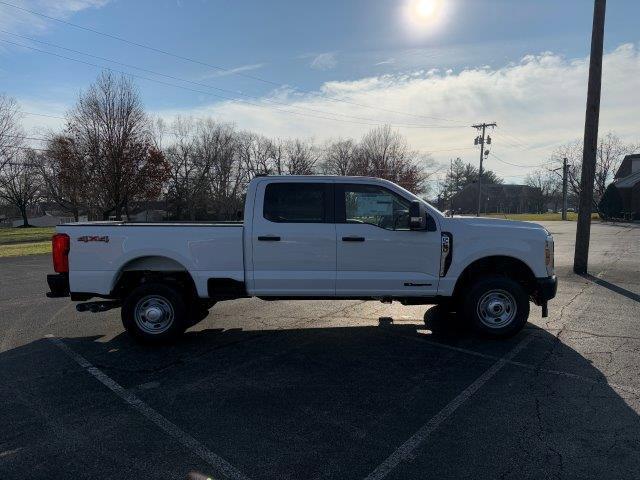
[258,235,281,241]
[342,236,365,242]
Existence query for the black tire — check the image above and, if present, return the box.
[462,276,530,338]
[121,282,188,344]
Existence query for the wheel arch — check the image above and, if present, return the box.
[452,255,537,300]
[111,255,197,299]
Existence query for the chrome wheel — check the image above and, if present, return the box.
[476,289,517,329]
[134,295,175,334]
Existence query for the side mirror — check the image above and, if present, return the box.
[409,201,427,230]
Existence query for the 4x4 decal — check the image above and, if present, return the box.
[77,235,109,243]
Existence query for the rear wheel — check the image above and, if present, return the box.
[463,276,529,337]
[122,283,188,344]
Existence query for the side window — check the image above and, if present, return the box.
[263,183,327,223]
[339,184,411,230]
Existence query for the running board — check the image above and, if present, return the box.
[76,301,121,313]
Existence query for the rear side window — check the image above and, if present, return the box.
[263,183,329,223]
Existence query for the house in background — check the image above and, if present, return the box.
[450,183,543,215]
[11,212,88,227]
[614,154,640,220]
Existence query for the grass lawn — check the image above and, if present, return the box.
[0,227,54,258]
[0,241,51,258]
[486,212,600,221]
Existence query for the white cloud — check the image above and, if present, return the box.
[198,63,265,80]
[310,52,337,71]
[374,58,396,66]
[0,0,110,33]
[153,43,640,183]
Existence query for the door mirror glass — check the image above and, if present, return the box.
[409,201,427,230]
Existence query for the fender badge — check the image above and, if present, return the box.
[78,235,110,243]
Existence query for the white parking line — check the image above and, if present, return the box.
[46,335,251,480]
[363,334,534,480]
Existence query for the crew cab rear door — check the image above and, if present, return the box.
[250,179,336,296]
[334,182,440,297]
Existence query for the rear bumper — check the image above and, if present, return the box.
[46,273,70,298]
[533,275,557,304]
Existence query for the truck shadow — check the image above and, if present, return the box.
[1,311,639,480]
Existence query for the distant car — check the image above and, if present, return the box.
[567,208,575,212]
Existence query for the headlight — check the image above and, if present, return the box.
[545,236,554,275]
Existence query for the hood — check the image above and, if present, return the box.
[439,216,549,235]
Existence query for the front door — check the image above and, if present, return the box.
[251,181,336,296]
[335,183,440,297]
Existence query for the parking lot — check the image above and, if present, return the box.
[1,221,639,480]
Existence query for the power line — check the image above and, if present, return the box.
[1,134,48,142]
[494,128,532,150]
[490,152,552,169]
[18,111,66,120]
[0,30,466,129]
[425,146,475,153]
[0,0,469,125]
[0,144,48,152]
[1,38,468,131]
[495,126,543,150]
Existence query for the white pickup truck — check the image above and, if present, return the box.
[46,175,556,343]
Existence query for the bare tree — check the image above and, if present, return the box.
[0,94,24,172]
[36,135,88,221]
[164,118,247,220]
[0,149,41,227]
[237,132,277,177]
[283,138,318,175]
[164,117,202,220]
[322,139,357,175]
[67,72,170,220]
[595,132,637,201]
[194,119,244,219]
[551,132,637,207]
[525,169,561,213]
[354,125,434,193]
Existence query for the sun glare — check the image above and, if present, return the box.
[404,0,446,34]
[414,0,440,20]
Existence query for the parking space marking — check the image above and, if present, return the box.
[408,333,640,397]
[363,334,534,480]
[46,335,251,480]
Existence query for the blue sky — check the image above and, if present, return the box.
[1,0,639,182]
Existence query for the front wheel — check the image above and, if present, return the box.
[121,283,188,344]
[463,276,530,338]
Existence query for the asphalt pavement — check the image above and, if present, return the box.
[1,221,639,480]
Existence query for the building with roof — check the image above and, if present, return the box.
[613,154,640,220]
[450,183,543,215]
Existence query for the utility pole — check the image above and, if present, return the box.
[562,157,568,220]
[472,122,497,217]
[574,0,606,274]
[449,158,453,213]
[550,156,569,220]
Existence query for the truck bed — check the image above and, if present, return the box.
[57,222,245,298]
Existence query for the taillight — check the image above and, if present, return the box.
[52,233,70,273]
